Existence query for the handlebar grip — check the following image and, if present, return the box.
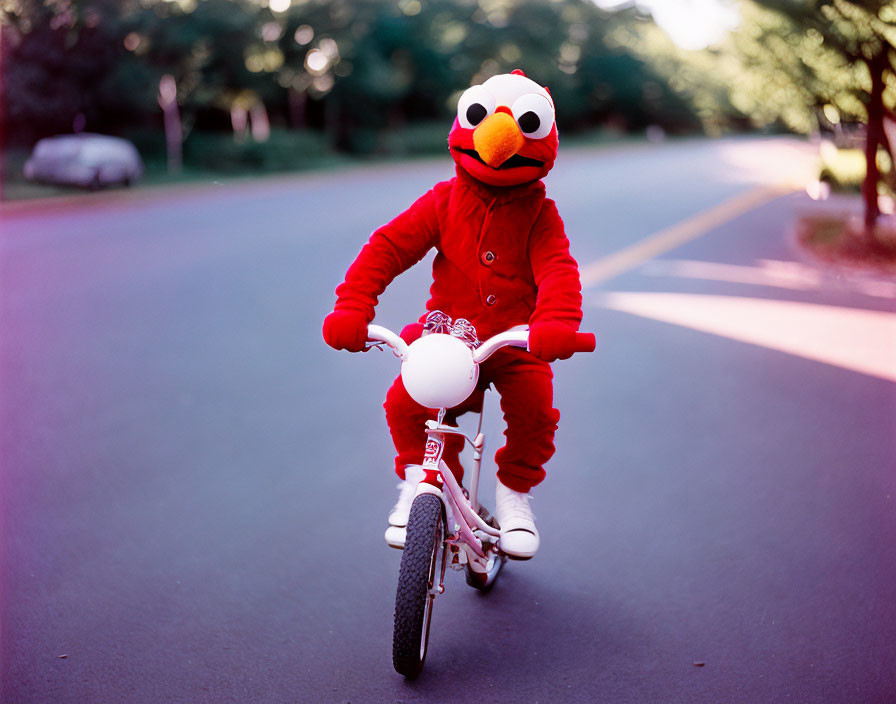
[574,332,596,353]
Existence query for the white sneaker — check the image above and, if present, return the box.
[385,465,424,549]
[495,481,540,559]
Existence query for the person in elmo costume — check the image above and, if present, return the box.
[323,70,587,559]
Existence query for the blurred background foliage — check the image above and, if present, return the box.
[1,0,895,187]
[0,0,709,162]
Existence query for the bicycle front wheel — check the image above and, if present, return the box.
[392,492,444,679]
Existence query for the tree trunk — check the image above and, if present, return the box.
[862,50,888,236]
[158,75,182,176]
[882,111,896,194]
[288,87,307,129]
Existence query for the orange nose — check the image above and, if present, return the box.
[473,112,525,168]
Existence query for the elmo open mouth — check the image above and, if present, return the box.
[453,147,544,170]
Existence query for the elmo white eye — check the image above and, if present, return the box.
[457,85,496,129]
[511,93,554,140]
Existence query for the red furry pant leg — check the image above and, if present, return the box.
[384,347,559,493]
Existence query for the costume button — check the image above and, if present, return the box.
[481,250,496,265]
[486,294,497,306]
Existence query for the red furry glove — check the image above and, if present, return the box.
[528,321,579,362]
[322,310,370,352]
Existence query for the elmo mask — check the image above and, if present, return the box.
[448,70,558,187]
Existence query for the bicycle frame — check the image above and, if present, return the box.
[367,323,528,576]
[423,409,500,570]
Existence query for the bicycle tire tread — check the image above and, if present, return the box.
[393,493,442,679]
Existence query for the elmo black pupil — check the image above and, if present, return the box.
[519,111,540,133]
[467,103,488,125]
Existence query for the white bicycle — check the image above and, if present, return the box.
[365,314,595,678]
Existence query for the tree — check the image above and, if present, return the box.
[724,1,896,236]
[0,0,142,142]
[2,0,717,160]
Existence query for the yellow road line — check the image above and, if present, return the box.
[579,185,790,288]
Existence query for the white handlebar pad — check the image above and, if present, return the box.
[366,324,409,358]
[471,330,528,364]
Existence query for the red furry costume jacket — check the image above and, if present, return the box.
[331,164,582,339]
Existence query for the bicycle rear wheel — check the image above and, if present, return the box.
[392,492,444,679]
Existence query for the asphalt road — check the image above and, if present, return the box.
[2,137,895,703]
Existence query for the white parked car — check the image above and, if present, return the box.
[24,133,144,189]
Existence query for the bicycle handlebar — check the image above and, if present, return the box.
[573,332,597,354]
[367,325,595,362]
[471,330,527,363]
[366,324,409,357]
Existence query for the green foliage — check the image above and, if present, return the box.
[721,0,896,132]
[724,1,896,227]
[819,147,866,191]
[380,122,449,156]
[181,128,330,171]
[0,0,132,141]
[0,0,738,159]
